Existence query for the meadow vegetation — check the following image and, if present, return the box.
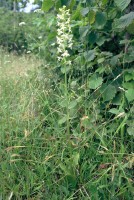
[0,0,134,199]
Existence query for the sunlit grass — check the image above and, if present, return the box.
[0,49,133,199]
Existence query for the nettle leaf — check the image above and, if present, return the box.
[114,0,131,11]
[110,55,120,66]
[42,0,54,12]
[112,93,123,105]
[123,82,134,89]
[125,88,134,102]
[113,12,134,31]
[81,7,89,16]
[101,84,117,102]
[96,36,106,46]
[88,74,103,89]
[79,26,89,39]
[124,53,134,63]
[88,32,98,45]
[84,49,96,62]
[95,12,107,28]
[125,72,134,82]
[127,20,134,35]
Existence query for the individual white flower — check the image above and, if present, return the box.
[38,36,42,39]
[19,22,26,26]
[34,9,44,14]
[62,50,69,57]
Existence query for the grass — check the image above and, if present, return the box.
[0,49,133,200]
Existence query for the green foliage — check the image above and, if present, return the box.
[114,0,131,11]
[0,0,134,199]
[42,0,53,12]
[113,12,134,31]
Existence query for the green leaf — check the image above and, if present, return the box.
[88,74,103,89]
[95,12,107,29]
[125,88,134,102]
[58,116,67,125]
[96,36,106,46]
[110,55,119,66]
[123,82,134,89]
[79,26,89,39]
[114,0,131,11]
[101,84,117,102]
[69,0,76,10]
[59,163,71,175]
[112,93,123,105]
[124,53,134,63]
[59,99,68,108]
[88,32,98,45]
[127,126,134,136]
[113,12,134,31]
[108,108,120,114]
[55,0,62,10]
[72,4,82,20]
[81,7,89,16]
[84,49,96,62]
[127,20,134,35]
[72,153,80,167]
[88,10,96,24]
[125,73,134,82]
[42,0,54,12]
[97,58,105,64]
[61,66,71,74]
[68,100,77,109]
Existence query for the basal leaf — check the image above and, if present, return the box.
[114,0,131,11]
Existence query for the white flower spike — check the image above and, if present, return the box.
[56,5,73,66]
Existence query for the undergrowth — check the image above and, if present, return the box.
[0,49,133,200]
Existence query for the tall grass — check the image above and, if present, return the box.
[0,49,133,199]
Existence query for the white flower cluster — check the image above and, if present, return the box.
[56,6,73,65]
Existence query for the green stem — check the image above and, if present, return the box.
[64,63,70,136]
